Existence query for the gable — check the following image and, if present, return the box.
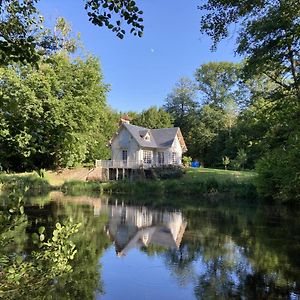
[110,123,187,151]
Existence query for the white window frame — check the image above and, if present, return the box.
[122,149,128,162]
[158,152,165,165]
[172,152,177,164]
[143,150,152,164]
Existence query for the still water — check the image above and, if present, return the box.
[1,191,300,299]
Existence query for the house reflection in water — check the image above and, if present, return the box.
[107,205,187,256]
[51,192,187,257]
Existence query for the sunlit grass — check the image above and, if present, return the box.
[184,168,257,183]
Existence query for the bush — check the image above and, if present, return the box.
[152,165,184,180]
[256,144,300,204]
[182,156,192,167]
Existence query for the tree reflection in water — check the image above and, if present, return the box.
[1,191,300,299]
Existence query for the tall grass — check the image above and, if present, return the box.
[0,173,51,193]
[61,176,258,200]
[0,168,258,200]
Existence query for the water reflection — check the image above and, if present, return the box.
[1,191,300,299]
[107,206,187,256]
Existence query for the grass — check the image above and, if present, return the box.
[61,167,258,199]
[0,167,258,200]
[0,172,51,194]
[185,168,257,182]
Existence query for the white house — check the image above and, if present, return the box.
[96,118,187,169]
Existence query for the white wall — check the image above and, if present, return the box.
[111,127,140,162]
[167,135,183,164]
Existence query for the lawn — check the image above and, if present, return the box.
[184,168,257,183]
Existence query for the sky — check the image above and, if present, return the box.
[37,0,241,112]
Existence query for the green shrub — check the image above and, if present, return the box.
[182,156,192,167]
[152,165,184,180]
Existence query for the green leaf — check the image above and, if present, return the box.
[16,256,23,264]
[38,226,45,234]
[19,206,24,214]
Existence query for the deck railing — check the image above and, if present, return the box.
[95,160,146,169]
[95,160,171,169]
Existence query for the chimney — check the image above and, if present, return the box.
[119,115,131,126]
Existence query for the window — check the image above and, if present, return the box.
[172,152,177,164]
[122,150,128,162]
[144,134,150,141]
[158,152,164,165]
[143,150,152,164]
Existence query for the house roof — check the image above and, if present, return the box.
[121,123,187,151]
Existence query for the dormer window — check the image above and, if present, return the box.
[144,133,150,141]
[139,130,151,141]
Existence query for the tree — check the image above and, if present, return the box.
[186,105,227,166]
[0,0,144,65]
[164,78,198,131]
[222,156,230,170]
[0,2,78,65]
[236,149,247,170]
[200,0,300,202]
[131,106,173,129]
[195,62,245,108]
[0,53,114,170]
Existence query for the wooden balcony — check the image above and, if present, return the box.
[95,160,154,169]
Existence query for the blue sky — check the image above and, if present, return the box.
[38,0,241,112]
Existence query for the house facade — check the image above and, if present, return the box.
[96,119,187,169]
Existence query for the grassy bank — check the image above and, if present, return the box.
[61,168,258,199]
[0,173,51,194]
[0,168,258,199]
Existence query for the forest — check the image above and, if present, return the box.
[1,0,300,203]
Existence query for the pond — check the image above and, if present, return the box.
[1,191,300,299]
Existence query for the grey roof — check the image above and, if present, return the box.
[122,123,179,149]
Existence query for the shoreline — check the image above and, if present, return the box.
[0,168,258,200]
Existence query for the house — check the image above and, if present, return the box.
[96,117,187,171]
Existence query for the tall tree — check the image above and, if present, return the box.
[195,62,245,108]
[164,77,198,130]
[200,0,300,202]
[0,53,114,170]
[131,106,173,129]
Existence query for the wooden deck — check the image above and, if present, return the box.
[95,160,154,169]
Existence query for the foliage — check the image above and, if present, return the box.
[0,189,81,299]
[256,135,300,203]
[182,156,192,167]
[195,61,246,108]
[152,165,185,180]
[0,2,77,65]
[85,0,144,39]
[0,52,116,170]
[0,0,144,64]
[164,77,199,133]
[199,1,300,202]
[222,156,230,170]
[234,149,247,170]
[131,106,173,129]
